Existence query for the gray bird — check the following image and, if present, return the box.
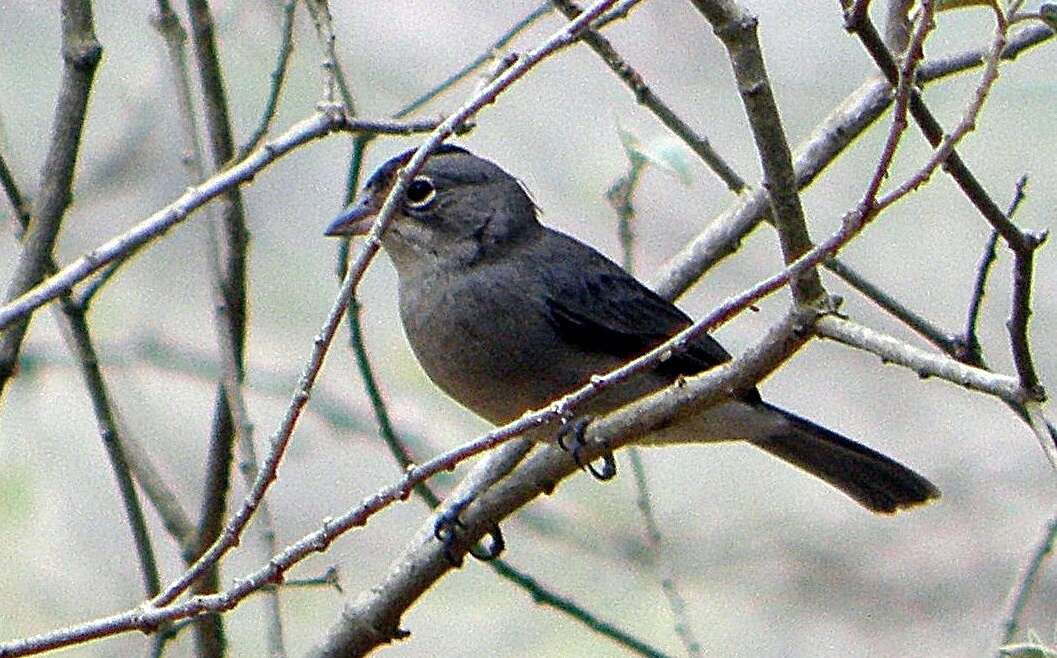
[326,145,939,514]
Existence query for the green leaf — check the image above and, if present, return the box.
[615,126,693,185]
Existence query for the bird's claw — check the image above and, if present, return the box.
[468,525,505,562]
[556,416,617,481]
[434,502,505,566]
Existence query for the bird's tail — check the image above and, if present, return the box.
[752,403,940,514]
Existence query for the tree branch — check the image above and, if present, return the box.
[652,21,1054,301]
[309,307,816,657]
[553,0,746,192]
[842,2,1033,252]
[0,113,447,331]
[815,315,1026,405]
[238,0,297,158]
[0,0,101,398]
[689,0,826,303]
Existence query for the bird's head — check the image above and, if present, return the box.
[326,145,540,274]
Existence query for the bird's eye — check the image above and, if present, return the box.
[405,177,436,208]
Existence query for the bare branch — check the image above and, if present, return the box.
[304,0,356,112]
[553,0,746,192]
[689,0,826,304]
[607,149,703,657]
[184,0,257,650]
[815,315,1026,405]
[1008,233,1047,396]
[962,228,1001,363]
[309,307,816,657]
[652,19,1054,302]
[0,0,102,397]
[54,304,163,598]
[998,513,1057,646]
[824,258,959,354]
[489,560,677,658]
[857,0,934,207]
[963,178,1027,363]
[0,150,31,232]
[843,2,1033,252]
[0,113,447,331]
[238,0,297,158]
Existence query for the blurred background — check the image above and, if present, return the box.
[1,1,1055,656]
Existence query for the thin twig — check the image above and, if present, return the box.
[1008,233,1047,396]
[304,0,356,114]
[858,0,934,207]
[344,297,441,507]
[394,2,554,119]
[962,176,1029,365]
[1021,401,1057,470]
[553,0,745,192]
[0,113,449,331]
[689,0,825,304]
[843,2,1032,252]
[185,0,254,651]
[281,566,344,592]
[0,150,31,233]
[653,20,1053,303]
[55,303,163,599]
[823,258,959,353]
[627,447,703,657]
[998,513,1057,647]
[238,0,297,158]
[962,228,1000,363]
[0,0,101,397]
[120,425,198,551]
[813,2,949,353]
[607,148,703,657]
[490,559,677,658]
[606,153,645,273]
[815,316,1026,405]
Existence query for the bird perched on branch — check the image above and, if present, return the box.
[326,145,938,524]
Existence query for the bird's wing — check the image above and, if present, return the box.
[538,231,754,398]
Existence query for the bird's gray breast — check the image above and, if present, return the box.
[397,261,631,425]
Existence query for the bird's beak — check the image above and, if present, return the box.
[325,194,379,237]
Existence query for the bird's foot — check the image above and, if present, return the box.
[556,415,616,481]
[433,500,505,567]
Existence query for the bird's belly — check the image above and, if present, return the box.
[406,314,598,424]
[397,272,784,444]
[400,281,625,425]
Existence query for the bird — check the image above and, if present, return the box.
[326,144,939,516]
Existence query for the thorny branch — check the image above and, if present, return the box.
[1,3,1054,657]
[0,0,101,397]
[0,114,451,330]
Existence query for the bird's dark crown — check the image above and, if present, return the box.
[363,144,472,191]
